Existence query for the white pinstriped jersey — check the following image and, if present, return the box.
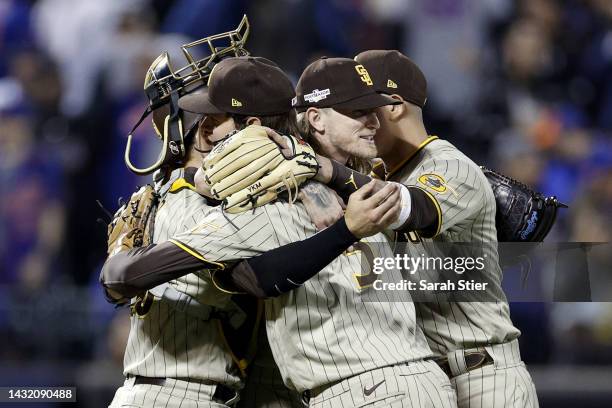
[122,169,243,387]
[385,137,520,357]
[170,200,433,393]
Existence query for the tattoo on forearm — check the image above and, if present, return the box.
[301,183,335,209]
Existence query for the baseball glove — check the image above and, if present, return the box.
[203,125,319,213]
[107,185,160,256]
[481,167,567,242]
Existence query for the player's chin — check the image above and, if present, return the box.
[355,140,378,159]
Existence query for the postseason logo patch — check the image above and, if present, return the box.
[418,173,447,193]
[304,88,331,103]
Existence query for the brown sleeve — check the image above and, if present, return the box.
[327,160,373,202]
[99,241,220,299]
[395,186,439,237]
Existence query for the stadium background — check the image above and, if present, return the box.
[0,0,611,406]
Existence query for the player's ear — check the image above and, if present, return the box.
[306,107,325,133]
[245,116,262,126]
[387,94,407,121]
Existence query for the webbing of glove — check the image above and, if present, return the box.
[107,185,160,256]
[481,167,567,242]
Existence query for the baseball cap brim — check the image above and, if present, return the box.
[330,92,399,111]
[178,88,224,115]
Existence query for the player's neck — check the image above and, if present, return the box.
[380,119,428,171]
[184,150,204,169]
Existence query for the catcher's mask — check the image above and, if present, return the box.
[124,15,250,175]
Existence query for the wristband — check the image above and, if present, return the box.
[389,183,412,230]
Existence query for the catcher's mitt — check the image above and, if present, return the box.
[481,167,567,242]
[107,185,160,256]
[203,125,319,213]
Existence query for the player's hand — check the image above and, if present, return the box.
[195,166,214,197]
[260,126,292,157]
[312,154,333,184]
[345,181,401,238]
[299,182,345,230]
[255,128,332,184]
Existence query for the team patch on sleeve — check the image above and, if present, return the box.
[417,173,448,193]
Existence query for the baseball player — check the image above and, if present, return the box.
[351,50,539,408]
[101,56,458,408]
[107,85,253,407]
[197,51,541,407]
[247,52,540,407]
[105,22,303,406]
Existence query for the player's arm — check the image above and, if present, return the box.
[221,182,401,298]
[101,242,216,299]
[315,156,439,236]
[102,183,401,300]
[100,208,245,300]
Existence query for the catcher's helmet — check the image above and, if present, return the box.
[125,15,250,175]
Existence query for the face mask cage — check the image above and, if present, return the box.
[143,15,250,111]
[125,15,250,176]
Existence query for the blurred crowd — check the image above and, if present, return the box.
[1,0,611,402]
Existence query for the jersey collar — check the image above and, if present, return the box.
[385,136,439,180]
[169,167,197,193]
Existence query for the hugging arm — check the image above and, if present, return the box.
[322,157,438,234]
[100,242,218,300]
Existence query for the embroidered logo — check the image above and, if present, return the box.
[519,211,538,240]
[303,88,331,103]
[355,65,373,86]
[418,173,447,193]
[363,380,385,396]
[345,172,358,190]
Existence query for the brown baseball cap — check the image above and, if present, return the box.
[354,50,427,108]
[293,57,399,112]
[178,56,294,116]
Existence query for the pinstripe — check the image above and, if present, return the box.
[316,274,352,371]
[419,369,444,407]
[412,371,422,407]
[389,139,519,355]
[305,274,334,384]
[385,138,541,408]
[174,200,431,393]
[112,170,245,408]
[326,273,364,372]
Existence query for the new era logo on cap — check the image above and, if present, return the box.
[178,56,295,116]
[387,79,398,89]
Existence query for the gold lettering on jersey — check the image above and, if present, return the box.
[231,98,243,107]
[349,242,377,290]
[407,231,422,243]
[131,291,154,318]
[396,231,422,243]
[387,79,398,89]
[418,173,447,193]
[355,65,373,86]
